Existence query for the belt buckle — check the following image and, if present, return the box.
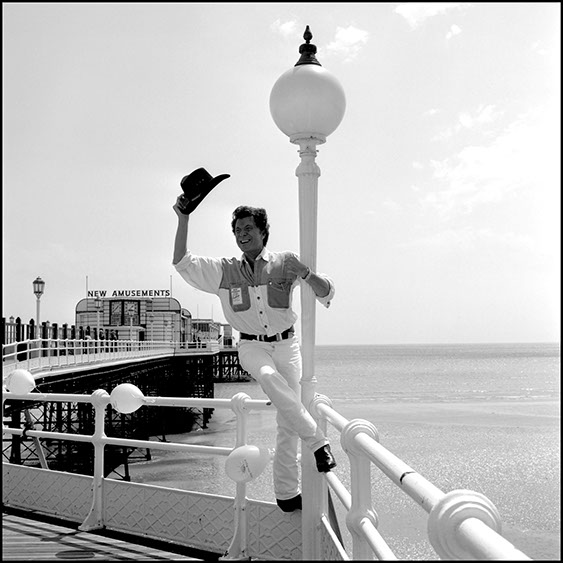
[275,333,282,342]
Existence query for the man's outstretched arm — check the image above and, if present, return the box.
[173,195,190,265]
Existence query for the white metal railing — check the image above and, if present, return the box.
[2,383,272,559]
[2,337,226,378]
[2,370,533,560]
[309,394,532,561]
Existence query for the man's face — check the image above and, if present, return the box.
[234,216,265,257]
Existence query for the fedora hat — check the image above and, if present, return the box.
[179,168,230,215]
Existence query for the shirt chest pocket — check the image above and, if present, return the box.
[229,283,251,312]
[267,277,292,309]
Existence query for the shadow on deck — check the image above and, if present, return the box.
[2,507,217,561]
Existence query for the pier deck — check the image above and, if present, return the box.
[2,508,214,561]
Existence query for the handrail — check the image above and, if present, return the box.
[2,337,227,377]
[310,394,532,561]
[2,370,533,560]
[2,384,272,560]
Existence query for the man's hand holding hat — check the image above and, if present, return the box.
[176,167,230,215]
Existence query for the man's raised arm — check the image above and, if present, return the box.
[172,195,190,265]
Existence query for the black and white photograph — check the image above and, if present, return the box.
[3,3,559,561]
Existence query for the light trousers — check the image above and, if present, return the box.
[237,336,328,500]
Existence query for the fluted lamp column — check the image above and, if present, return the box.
[269,26,345,560]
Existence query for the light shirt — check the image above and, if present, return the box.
[174,247,334,337]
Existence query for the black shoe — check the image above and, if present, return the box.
[314,444,337,473]
[276,494,302,512]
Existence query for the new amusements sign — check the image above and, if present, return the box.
[87,289,171,298]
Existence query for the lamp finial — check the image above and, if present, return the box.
[295,25,321,67]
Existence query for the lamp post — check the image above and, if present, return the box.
[270,26,345,559]
[32,276,46,338]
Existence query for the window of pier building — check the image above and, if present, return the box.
[192,319,221,342]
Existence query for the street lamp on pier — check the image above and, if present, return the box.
[269,25,345,560]
[32,276,46,338]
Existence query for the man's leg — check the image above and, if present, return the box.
[273,409,300,501]
[238,340,327,452]
[273,338,337,475]
[271,338,302,501]
[238,340,328,501]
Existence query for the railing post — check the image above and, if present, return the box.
[221,392,252,560]
[51,323,58,358]
[23,409,49,469]
[15,317,23,342]
[15,318,26,362]
[8,407,22,464]
[310,394,334,547]
[341,419,380,561]
[79,389,110,531]
[28,319,36,340]
[40,322,47,358]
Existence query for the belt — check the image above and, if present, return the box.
[240,327,294,342]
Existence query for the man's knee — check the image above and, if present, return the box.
[258,365,277,379]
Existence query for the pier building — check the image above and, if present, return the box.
[75,296,228,346]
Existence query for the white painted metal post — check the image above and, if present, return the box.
[222,393,251,560]
[23,409,49,469]
[79,389,110,531]
[294,136,324,560]
[36,297,41,335]
[342,420,380,560]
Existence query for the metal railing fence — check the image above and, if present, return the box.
[2,317,112,345]
[309,394,531,561]
[2,373,533,560]
[2,338,223,378]
[2,386,273,559]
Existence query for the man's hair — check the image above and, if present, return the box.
[231,205,270,246]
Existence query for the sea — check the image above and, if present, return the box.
[125,342,560,560]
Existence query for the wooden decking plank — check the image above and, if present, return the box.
[2,511,211,561]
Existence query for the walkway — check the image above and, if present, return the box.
[2,509,216,561]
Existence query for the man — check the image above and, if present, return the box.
[172,168,336,513]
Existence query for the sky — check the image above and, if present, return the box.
[2,2,560,346]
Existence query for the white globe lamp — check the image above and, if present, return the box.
[270,28,345,144]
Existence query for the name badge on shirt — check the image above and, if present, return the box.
[231,287,243,306]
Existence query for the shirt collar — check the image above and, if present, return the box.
[241,246,270,264]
